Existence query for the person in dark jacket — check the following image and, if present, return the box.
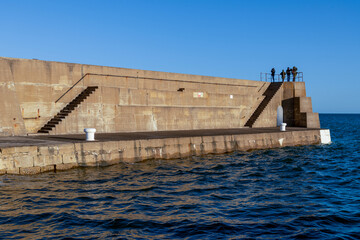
[292,66,298,82]
[286,67,291,82]
[271,68,275,82]
[280,69,286,82]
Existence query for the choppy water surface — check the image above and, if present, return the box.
[0,114,360,239]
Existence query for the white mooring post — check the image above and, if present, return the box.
[280,123,287,131]
[84,128,96,141]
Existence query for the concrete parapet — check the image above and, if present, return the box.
[0,57,267,135]
[0,57,320,135]
[294,97,320,128]
[282,83,320,128]
[298,112,320,128]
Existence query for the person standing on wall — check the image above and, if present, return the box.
[280,69,286,82]
[292,66,298,82]
[271,68,275,82]
[286,67,291,82]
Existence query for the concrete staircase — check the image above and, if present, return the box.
[245,82,282,127]
[38,86,98,133]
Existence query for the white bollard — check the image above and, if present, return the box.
[280,123,287,131]
[320,129,332,144]
[84,128,96,141]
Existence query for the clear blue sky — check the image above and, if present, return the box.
[1,0,359,113]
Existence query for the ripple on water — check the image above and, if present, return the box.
[0,114,360,239]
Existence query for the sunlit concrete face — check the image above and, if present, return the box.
[0,57,319,136]
[0,57,323,175]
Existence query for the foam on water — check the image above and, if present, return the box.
[0,114,359,239]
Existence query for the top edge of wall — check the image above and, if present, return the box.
[0,56,261,83]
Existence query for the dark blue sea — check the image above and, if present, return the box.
[0,114,359,239]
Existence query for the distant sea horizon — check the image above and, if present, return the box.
[320,113,360,114]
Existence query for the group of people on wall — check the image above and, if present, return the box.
[271,66,298,82]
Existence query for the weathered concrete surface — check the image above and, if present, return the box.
[0,58,324,175]
[0,62,26,136]
[0,57,264,135]
[281,82,320,128]
[0,127,325,175]
[0,57,320,136]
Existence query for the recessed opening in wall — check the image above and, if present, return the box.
[277,105,284,126]
[177,88,185,92]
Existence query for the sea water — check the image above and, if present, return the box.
[0,114,359,239]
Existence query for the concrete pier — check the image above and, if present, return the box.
[0,57,320,137]
[0,127,329,175]
[0,57,328,175]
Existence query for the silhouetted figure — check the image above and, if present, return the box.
[280,69,286,82]
[286,67,291,82]
[292,66,298,82]
[271,68,275,82]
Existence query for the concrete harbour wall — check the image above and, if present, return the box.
[0,57,326,175]
[0,57,320,136]
[0,129,327,175]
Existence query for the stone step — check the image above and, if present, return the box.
[40,127,53,131]
[60,110,72,113]
[48,120,61,125]
[52,117,63,121]
[37,130,49,133]
[67,104,79,108]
